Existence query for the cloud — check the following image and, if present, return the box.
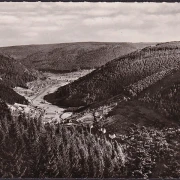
[0,2,180,47]
[0,15,20,24]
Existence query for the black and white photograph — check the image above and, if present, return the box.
[0,1,179,178]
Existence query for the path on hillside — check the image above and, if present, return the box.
[15,70,94,122]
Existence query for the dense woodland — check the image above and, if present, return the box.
[0,54,36,88]
[0,107,179,178]
[0,85,28,105]
[44,43,180,110]
[22,42,139,72]
[0,100,11,118]
[0,42,154,73]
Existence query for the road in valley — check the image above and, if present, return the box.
[14,70,94,122]
[30,82,68,121]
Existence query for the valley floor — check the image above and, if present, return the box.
[12,69,93,122]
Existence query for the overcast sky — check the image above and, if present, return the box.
[0,2,180,47]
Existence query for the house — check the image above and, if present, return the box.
[14,103,27,108]
[109,134,116,139]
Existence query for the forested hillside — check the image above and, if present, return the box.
[0,44,60,60]
[44,42,180,109]
[0,99,11,118]
[0,54,36,104]
[0,110,179,178]
[0,42,155,72]
[0,42,155,61]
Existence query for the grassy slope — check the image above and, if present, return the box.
[83,67,180,136]
[0,54,36,104]
[0,112,179,178]
[138,69,180,121]
[0,84,28,105]
[0,99,11,118]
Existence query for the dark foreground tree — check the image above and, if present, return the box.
[0,112,179,178]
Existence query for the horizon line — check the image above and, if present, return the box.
[0,40,176,48]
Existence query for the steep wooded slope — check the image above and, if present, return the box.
[44,42,180,108]
[0,54,36,88]
[138,69,180,121]
[0,54,36,104]
[0,99,11,119]
[0,42,155,72]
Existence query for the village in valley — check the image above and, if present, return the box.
[8,70,93,124]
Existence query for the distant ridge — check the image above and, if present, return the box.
[0,53,36,88]
[44,41,180,110]
[0,42,156,72]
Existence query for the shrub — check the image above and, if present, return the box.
[0,112,179,178]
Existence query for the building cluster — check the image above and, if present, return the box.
[8,103,42,119]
